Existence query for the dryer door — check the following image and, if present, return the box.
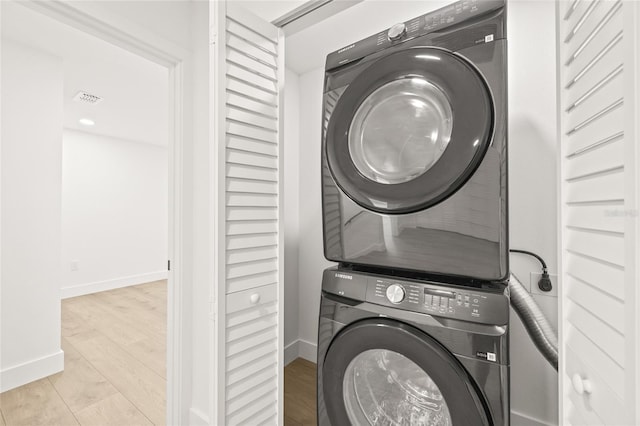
[322,318,492,426]
[325,47,493,214]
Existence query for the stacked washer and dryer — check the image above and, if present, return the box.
[317,1,510,425]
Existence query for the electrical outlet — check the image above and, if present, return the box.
[530,272,558,297]
[70,260,79,272]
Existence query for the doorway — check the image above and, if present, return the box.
[0,1,194,424]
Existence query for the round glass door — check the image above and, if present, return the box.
[322,319,491,426]
[325,47,493,214]
[349,78,453,185]
[343,349,452,425]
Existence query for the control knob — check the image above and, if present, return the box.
[386,284,406,304]
[388,23,407,41]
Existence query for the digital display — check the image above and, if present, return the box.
[424,288,456,298]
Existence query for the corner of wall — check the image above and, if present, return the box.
[284,338,318,366]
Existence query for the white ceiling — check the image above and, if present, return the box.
[1,2,169,146]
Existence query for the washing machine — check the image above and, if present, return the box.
[322,0,508,282]
[317,267,510,425]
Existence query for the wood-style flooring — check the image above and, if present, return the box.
[284,358,317,426]
[0,280,167,426]
[1,281,319,426]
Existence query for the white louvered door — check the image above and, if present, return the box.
[211,2,284,425]
[558,1,640,424]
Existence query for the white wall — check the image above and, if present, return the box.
[0,39,64,392]
[507,2,559,425]
[60,130,168,298]
[72,0,193,52]
[295,67,336,361]
[284,68,301,363]
[286,1,559,425]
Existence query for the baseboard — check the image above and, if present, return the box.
[61,270,168,299]
[297,339,317,363]
[0,349,64,392]
[511,410,556,426]
[284,339,318,364]
[189,407,209,425]
[284,340,299,366]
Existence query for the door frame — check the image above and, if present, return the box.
[16,1,190,423]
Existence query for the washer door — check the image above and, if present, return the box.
[322,319,491,426]
[325,47,493,214]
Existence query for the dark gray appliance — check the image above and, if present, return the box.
[321,0,508,282]
[317,267,510,425]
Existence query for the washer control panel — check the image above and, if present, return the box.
[423,288,485,318]
[365,276,508,325]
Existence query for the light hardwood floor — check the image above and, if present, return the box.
[0,280,167,426]
[284,358,317,426]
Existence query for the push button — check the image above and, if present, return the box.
[432,296,440,306]
[440,298,448,308]
[425,295,433,305]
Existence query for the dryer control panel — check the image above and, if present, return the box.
[325,0,506,70]
[322,268,509,326]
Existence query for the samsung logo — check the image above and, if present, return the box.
[335,273,353,280]
[338,44,355,54]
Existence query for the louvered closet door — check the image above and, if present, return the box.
[211,2,284,425]
[558,1,639,424]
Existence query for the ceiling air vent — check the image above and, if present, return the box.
[73,91,103,105]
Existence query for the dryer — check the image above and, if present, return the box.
[317,267,510,425]
[322,0,508,282]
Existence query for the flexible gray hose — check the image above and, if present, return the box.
[509,273,558,371]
